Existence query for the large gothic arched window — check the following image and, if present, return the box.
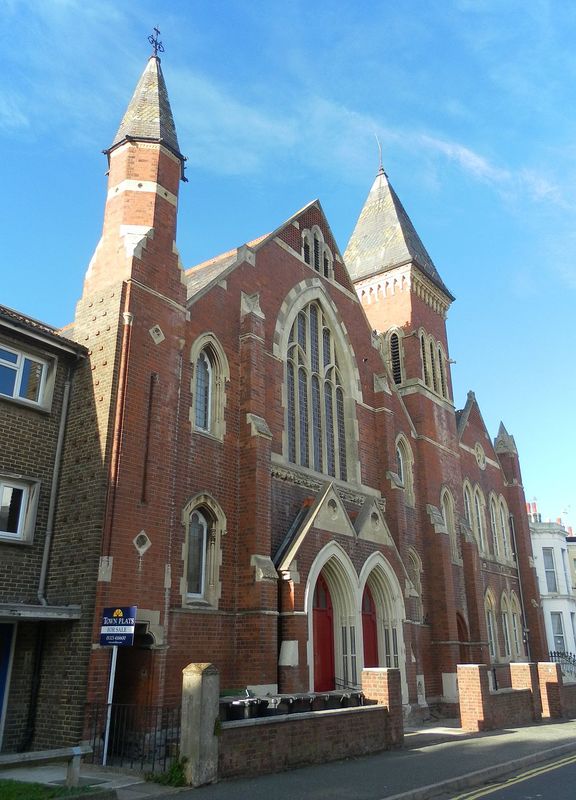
[286,302,347,480]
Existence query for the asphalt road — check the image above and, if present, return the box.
[444,754,576,799]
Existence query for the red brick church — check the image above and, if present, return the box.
[2,50,547,749]
[67,52,545,719]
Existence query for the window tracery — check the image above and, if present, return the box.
[286,302,347,480]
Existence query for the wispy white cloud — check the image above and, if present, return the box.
[418,133,510,183]
[0,91,29,131]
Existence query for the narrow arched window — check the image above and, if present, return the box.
[429,340,438,392]
[303,236,311,264]
[396,436,414,505]
[490,497,500,557]
[323,251,330,277]
[485,593,497,660]
[441,489,458,561]
[187,509,208,597]
[510,593,524,657]
[499,501,510,558]
[438,347,447,397]
[474,490,486,551]
[396,445,404,485]
[313,235,321,271]
[390,333,402,385]
[421,334,430,386]
[195,350,212,431]
[463,484,473,527]
[286,302,348,480]
[501,595,512,658]
[191,336,229,441]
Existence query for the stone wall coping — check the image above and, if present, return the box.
[221,704,384,729]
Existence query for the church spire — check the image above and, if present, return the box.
[107,54,184,169]
[344,169,453,300]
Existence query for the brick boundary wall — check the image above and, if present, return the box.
[361,668,403,745]
[458,663,576,732]
[218,706,391,779]
[538,662,563,719]
[560,682,576,717]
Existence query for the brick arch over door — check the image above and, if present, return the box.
[359,552,408,703]
[305,543,407,701]
[305,542,359,692]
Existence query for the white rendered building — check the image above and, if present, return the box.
[529,504,576,657]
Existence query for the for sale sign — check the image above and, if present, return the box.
[99,606,137,646]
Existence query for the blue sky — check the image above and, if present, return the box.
[2,0,574,527]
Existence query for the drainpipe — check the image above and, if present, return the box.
[37,359,78,605]
[26,356,78,749]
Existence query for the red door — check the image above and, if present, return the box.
[313,574,335,691]
[362,585,379,667]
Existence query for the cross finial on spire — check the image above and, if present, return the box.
[374,134,386,176]
[148,27,165,58]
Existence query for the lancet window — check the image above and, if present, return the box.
[286,302,347,480]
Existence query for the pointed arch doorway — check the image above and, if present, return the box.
[362,585,379,668]
[313,574,335,691]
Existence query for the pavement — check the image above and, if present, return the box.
[2,717,576,800]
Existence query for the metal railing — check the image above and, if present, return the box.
[549,651,576,681]
[334,677,363,692]
[84,703,180,773]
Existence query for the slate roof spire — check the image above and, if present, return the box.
[107,55,184,164]
[344,169,454,300]
[494,422,518,455]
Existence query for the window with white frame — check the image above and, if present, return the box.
[286,302,348,480]
[0,345,48,406]
[561,549,570,594]
[543,547,558,593]
[190,336,229,440]
[182,494,226,608]
[0,476,40,543]
[551,611,566,652]
[194,351,211,431]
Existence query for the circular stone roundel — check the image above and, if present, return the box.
[474,442,486,470]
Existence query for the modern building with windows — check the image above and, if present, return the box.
[1,49,548,752]
[528,504,576,657]
[0,306,88,751]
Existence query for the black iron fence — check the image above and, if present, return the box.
[549,651,576,681]
[84,703,180,772]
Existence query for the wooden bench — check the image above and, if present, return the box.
[0,744,92,787]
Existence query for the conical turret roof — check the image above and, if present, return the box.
[344,169,453,300]
[108,56,182,159]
